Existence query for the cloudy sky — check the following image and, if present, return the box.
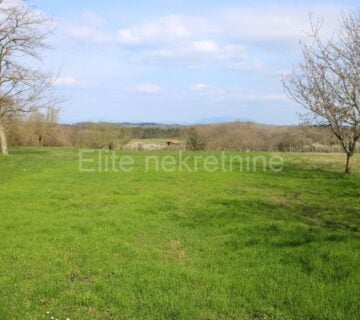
[31,0,356,124]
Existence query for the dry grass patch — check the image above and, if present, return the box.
[162,240,188,265]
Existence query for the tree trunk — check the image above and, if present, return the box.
[0,122,8,155]
[345,153,352,174]
[39,135,43,147]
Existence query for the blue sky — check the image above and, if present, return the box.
[30,0,357,124]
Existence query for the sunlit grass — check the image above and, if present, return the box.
[0,148,359,319]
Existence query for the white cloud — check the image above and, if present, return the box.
[64,10,112,44]
[190,83,211,91]
[116,15,211,45]
[62,4,345,72]
[65,4,343,47]
[146,42,257,70]
[1,0,27,10]
[219,4,343,43]
[114,4,342,49]
[132,84,163,94]
[54,76,79,87]
[191,40,219,53]
[149,40,222,58]
[66,26,111,44]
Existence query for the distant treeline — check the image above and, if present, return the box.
[5,115,359,152]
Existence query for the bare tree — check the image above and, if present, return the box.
[185,127,207,151]
[283,10,360,173]
[0,0,54,155]
[29,107,59,147]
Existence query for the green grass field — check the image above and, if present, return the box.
[0,148,359,320]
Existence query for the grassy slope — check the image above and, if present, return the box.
[0,148,359,320]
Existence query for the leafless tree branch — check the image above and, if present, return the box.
[283,9,360,173]
[0,0,56,155]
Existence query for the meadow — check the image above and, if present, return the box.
[0,148,359,320]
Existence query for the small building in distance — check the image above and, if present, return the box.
[166,140,180,146]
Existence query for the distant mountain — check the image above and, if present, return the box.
[73,121,184,128]
[70,117,261,127]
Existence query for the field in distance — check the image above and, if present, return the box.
[0,148,359,319]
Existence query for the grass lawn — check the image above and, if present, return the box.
[0,148,359,319]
